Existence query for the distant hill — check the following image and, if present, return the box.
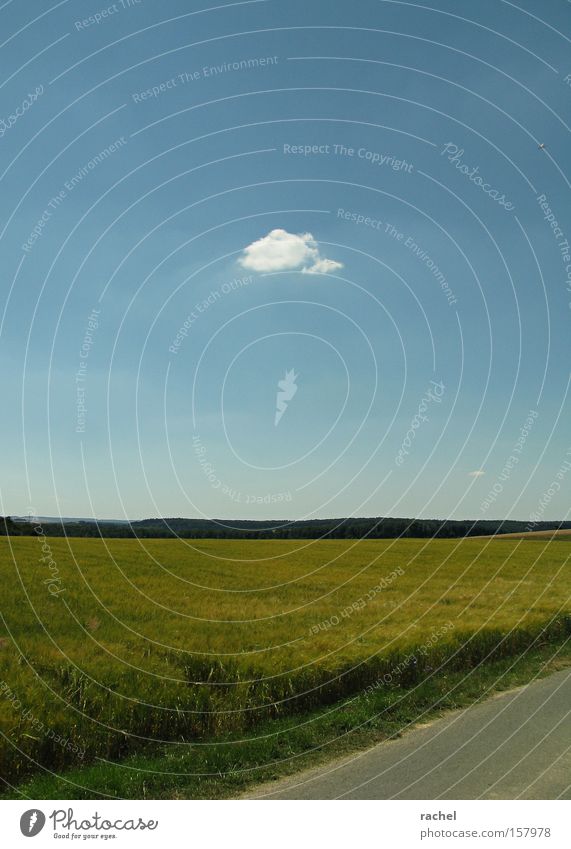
[12,516,129,524]
[2,515,571,540]
[1,516,25,536]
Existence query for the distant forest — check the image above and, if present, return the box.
[2,515,571,540]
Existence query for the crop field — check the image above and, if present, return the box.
[1,535,570,792]
[480,529,571,540]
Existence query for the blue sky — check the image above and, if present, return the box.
[1,0,570,521]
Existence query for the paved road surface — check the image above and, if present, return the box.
[248,666,571,799]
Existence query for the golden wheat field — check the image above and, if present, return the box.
[1,535,570,785]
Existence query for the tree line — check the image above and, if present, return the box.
[3,515,571,540]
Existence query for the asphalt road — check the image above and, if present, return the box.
[249,666,571,799]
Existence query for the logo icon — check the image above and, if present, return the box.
[274,369,298,426]
[20,809,46,837]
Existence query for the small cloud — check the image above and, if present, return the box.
[468,470,485,477]
[239,228,343,275]
[302,257,344,274]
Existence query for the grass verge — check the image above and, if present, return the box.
[3,633,571,800]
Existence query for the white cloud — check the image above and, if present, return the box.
[468,470,485,477]
[239,229,343,275]
[302,257,344,275]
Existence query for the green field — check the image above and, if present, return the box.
[1,535,570,797]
